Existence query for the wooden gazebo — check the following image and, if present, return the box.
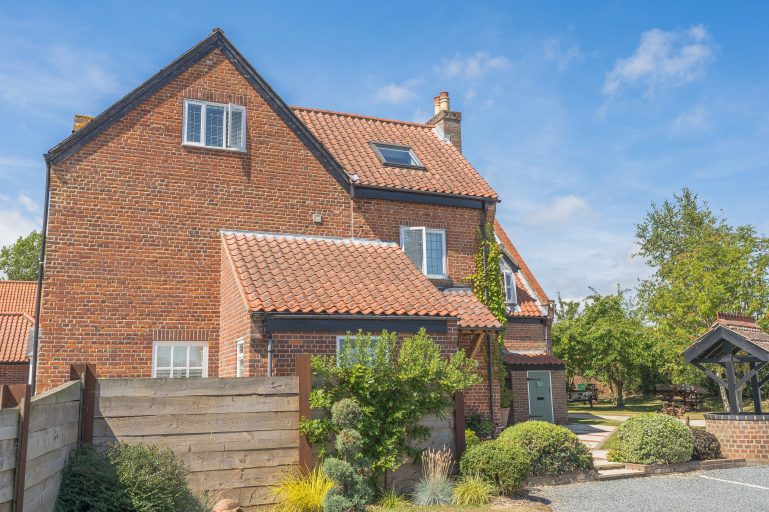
[683,313,769,413]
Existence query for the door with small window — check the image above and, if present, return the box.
[527,370,554,423]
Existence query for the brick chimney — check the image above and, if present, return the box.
[427,91,462,152]
[72,114,94,133]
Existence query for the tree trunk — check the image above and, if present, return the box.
[614,380,625,408]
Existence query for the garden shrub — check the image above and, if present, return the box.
[302,329,479,482]
[108,442,203,512]
[609,414,694,464]
[271,466,334,512]
[55,444,133,512]
[465,429,480,449]
[691,428,722,461]
[498,421,593,476]
[378,490,409,509]
[412,447,454,506]
[459,439,530,495]
[466,414,493,439]
[452,475,495,506]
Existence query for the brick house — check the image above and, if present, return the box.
[0,281,36,384]
[35,29,566,429]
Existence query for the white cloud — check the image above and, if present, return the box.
[525,195,593,227]
[543,38,584,71]
[374,82,417,104]
[0,196,40,248]
[603,25,716,96]
[672,104,710,133]
[437,52,510,80]
[17,195,37,213]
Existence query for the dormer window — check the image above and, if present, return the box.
[183,99,246,151]
[504,270,517,305]
[372,143,423,169]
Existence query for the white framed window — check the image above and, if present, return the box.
[336,335,382,366]
[182,99,246,151]
[400,226,447,278]
[504,271,517,305]
[152,341,208,378]
[236,338,244,377]
[372,143,423,168]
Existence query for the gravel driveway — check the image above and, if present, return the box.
[531,466,769,512]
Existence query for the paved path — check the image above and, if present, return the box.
[532,465,769,512]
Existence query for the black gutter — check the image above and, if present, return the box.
[355,185,496,210]
[264,313,450,334]
[31,160,51,394]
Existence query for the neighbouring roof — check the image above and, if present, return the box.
[685,313,769,361]
[441,288,503,331]
[503,351,565,368]
[0,281,36,317]
[494,219,548,318]
[0,313,32,362]
[222,231,455,317]
[714,313,769,349]
[293,107,498,200]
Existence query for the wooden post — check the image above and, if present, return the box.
[70,364,97,444]
[724,362,740,413]
[454,392,466,459]
[12,384,31,512]
[296,354,313,471]
[750,362,763,415]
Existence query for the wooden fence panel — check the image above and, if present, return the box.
[23,380,81,512]
[389,412,457,492]
[0,408,18,510]
[93,376,300,509]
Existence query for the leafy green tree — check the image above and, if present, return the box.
[635,188,769,382]
[552,289,648,407]
[0,230,41,280]
[301,329,479,484]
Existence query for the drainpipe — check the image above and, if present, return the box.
[264,315,274,377]
[480,202,496,434]
[30,159,52,395]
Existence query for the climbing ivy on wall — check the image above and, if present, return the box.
[467,223,511,408]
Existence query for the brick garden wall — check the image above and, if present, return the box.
[705,414,769,462]
[0,363,28,385]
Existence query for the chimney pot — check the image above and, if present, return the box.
[433,95,441,115]
[439,91,450,112]
[72,114,94,133]
[427,91,462,152]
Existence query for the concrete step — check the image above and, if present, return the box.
[597,468,645,481]
[595,461,625,470]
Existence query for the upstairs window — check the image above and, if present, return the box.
[504,271,517,305]
[372,143,423,168]
[400,226,446,278]
[183,99,246,151]
[152,342,207,378]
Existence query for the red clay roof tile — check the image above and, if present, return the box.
[0,281,36,316]
[292,107,498,200]
[0,313,32,362]
[222,231,455,318]
[495,220,549,318]
[442,288,503,330]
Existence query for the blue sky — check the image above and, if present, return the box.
[2,1,769,299]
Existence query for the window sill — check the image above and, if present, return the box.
[182,143,247,154]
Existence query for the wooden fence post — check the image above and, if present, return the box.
[296,354,313,471]
[454,392,466,459]
[8,384,31,512]
[70,364,97,444]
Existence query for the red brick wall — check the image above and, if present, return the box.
[459,332,502,430]
[0,363,28,385]
[504,319,548,352]
[38,49,355,390]
[706,414,769,462]
[354,198,486,286]
[551,369,569,424]
[511,370,529,424]
[219,246,251,377]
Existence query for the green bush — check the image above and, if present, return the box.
[466,414,493,439]
[498,421,593,476]
[465,429,481,449]
[452,475,495,506]
[691,428,722,461]
[108,442,204,512]
[412,477,453,506]
[378,490,409,509]
[55,444,133,512]
[459,439,530,495]
[610,414,694,464]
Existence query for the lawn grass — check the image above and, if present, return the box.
[598,429,619,451]
[568,416,624,427]
[569,394,725,420]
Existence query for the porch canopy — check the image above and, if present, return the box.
[683,313,769,413]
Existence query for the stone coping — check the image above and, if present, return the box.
[624,458,747,474]
[704,412,769,421]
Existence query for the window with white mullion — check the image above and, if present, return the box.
[236,338,245,377]
[504,270,517,305]
[400,226,446,278]
[183,99,246,151]
[153,342,207,378]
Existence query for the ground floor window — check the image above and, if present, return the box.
[236,338,244,377]
[336,335,381,365]
[152,341,208,378]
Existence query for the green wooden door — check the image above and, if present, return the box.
[527,370,554,423]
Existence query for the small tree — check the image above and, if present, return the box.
[302,329,479,486]
[552,289,648,407]
[0,230,41,280]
